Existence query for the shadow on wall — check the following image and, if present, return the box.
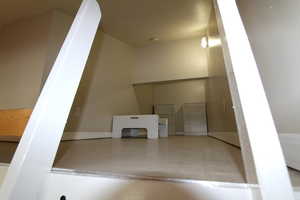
[63,31,140,133]
[65,30,105,131]
[175,106,184,133]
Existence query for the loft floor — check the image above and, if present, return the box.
[1,136,300,185]
[54,136,246,183]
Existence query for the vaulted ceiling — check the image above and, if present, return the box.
[0,0,212,46]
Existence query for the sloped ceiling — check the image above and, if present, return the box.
[0,0,212,47]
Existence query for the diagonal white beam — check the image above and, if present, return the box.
[0,0,101,199]
[214,0,294,199]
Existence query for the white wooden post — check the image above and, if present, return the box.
[214,0,294,199]
[0,0,101,199]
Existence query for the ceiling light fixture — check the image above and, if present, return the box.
[209,37,222,47]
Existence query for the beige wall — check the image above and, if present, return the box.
[0,13,51,109]
[206,8,237,133]
[153,79,206,111]
[0,10,140,133]
[134,79,206,132]
[0,10,212,134]
[41,11,73,87]
[134,84,154,114]
[65,31,140,132]
[237,0,300,133]
[132,37,208,84]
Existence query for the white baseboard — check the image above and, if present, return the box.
[184,132,208,136]
[175,132,185,135]
[208,132,240,146]
[62,132,112,141]
[279,133,300,171]
[0,132,112,142]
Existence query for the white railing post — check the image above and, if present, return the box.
[214,0,294,199]
[0,0,101,199]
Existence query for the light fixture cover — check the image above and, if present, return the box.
[201,36,208,48]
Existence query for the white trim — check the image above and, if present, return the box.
[132,76,209,85]
[279,134,300,171]
[184,132,208,136]
[0,132,112,142]
[62,132,112,141]
[175,132,185,135]
[215,0,257,184]
[40,170,258,200]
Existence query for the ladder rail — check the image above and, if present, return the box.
[0,0,101,199]
[214,0,294,199]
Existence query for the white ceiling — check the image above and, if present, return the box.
[0,0,212,47]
